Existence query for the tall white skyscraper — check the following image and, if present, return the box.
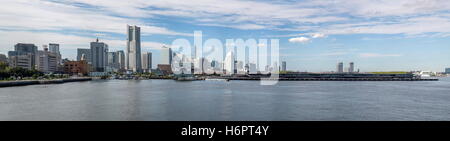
[126,25,142,72]
[160,46,172,65]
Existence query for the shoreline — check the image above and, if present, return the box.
[0,76,439,88]
[0,77,92,88]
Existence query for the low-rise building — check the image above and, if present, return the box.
[63,60,90,76]
[157,64,173,75]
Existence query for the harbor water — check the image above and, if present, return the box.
[0,77,449,121]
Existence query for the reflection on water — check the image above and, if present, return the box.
[1,78,450,121]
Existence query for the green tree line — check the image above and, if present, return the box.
[0,62,44,80]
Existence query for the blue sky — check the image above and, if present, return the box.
[1,0,450,72]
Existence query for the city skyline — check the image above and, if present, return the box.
[1,0,450,72]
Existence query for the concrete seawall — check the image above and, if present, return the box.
[0,78,92,87]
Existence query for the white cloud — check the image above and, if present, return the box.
[0,0,190,36]
[289,37,311,43]
[359,53,403,58]
[311,33,327,38]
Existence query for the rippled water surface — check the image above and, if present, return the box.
[1,78,450,120]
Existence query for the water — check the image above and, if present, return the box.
[1,78,450,121]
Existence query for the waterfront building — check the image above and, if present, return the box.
[90,38,108,72]
[157,64,173,75]
[36,46,58,73]
[281,61,287,72]
[8,43,38,69]
[142,52,152,72]
[63,60,89,76]
[160,46,173,65]
[77,48,91,64]
[348,62,354,73]
[445,68,450,74]
[126,25,142,73]
[9,54,33,69]
[337,62,344,73]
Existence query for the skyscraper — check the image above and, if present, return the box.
[337,62,344,73]
[126,25,142,72]
[90,39,108,72]
[142,52,152,72]
[348,62,354,73]
[281,61,287,72]
[160,46,173,65]
[117,50,125,70]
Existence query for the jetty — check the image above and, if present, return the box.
[210,73,439,81]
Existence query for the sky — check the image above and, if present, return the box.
[1,0,450,72]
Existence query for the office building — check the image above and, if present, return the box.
[9,54,33,70]
[126,25,142,72]
[160,46,173,65]
[117,50,125,70]
[36,46,58,73]
[90,38,108,72]
[77,48,91,64]
[8,43,38,69]
[281,61,287,72]
[107,52,120,72]
[48,43,61,65]
[348,62,354,73]
[445,68,450,74]
[64,60,90,76]
[142,52,152,72]
[48,43,60,54]
[337,62,344,73]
